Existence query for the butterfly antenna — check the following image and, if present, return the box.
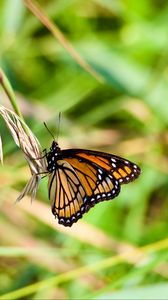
[56,112,61,142]
[44,122,55,140]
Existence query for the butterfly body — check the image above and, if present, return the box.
[46,141,62,172]
[46,141,141,227]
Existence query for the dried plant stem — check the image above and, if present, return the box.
[1,237,168,300]
[24,0,104,83]
[0,68,23,120]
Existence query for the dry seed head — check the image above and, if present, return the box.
[0,106,47,201]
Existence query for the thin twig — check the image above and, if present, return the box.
[24,0,105,83]
[0,68,23,120]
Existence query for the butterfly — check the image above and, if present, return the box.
[45,140,141,227]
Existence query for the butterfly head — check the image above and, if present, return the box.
[50,140,59,151]
[49,141,62,157]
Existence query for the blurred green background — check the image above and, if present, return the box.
[0,0,168,299]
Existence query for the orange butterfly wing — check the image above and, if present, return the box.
[48,158,121,226]
[48,160,87,226]
[62,149,141,184]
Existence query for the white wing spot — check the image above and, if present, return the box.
[111,158,116,163]
[112,163,116,168]
[97,195,101,200]
[98,169,103,174]
[125,160,129,165]
[133,165,138,169]
[98,174,102,181]
[84,197,87,203]
[119,178,123,183]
